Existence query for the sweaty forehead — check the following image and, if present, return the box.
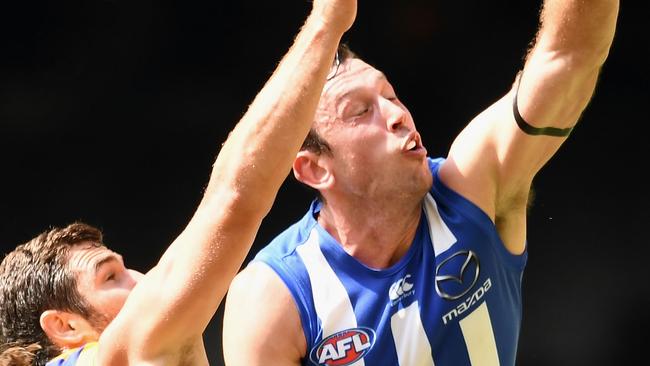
[322,58,387,99]
[67,242,118,271]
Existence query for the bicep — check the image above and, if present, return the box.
[444,35,604,199]
[440,86,568,220]
[517,47,603,131]
[441,60,592,250]
[492,46,603,200]
[223,262,306,366]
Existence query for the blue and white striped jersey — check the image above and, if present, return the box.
[254,158,527,366]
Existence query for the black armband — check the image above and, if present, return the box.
[513,79,574,137]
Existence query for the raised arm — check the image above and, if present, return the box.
[221,1,358,366]
[96,1,356,364]
[440,0,619,254]
[518,0,619,131]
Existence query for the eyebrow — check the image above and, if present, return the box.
[93,253,123,275]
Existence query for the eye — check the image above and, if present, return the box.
[106,272,116,281]
[354,105,371,117]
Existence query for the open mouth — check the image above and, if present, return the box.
[403,132,422,152]
[406,139,417,151]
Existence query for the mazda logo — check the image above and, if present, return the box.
[435,250,480,301]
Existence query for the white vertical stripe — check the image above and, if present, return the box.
[297,228,365,366]
[391,301,435,366]
[459,302,500,366]
[423,193,457,257]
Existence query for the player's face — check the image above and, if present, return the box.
[68,243,143,333]
[315,58,432,200]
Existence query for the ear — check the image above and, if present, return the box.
[40,310,98,349]
[293,151,334,191]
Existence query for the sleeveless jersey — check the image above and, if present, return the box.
[46,342,98,366]
[254,158,527,366]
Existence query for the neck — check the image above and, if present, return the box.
[317,194,423,269]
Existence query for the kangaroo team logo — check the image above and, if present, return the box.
[309,327,376,365]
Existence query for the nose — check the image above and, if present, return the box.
[127,269,145,289]
[382,98,407,132]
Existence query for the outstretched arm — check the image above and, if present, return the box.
[440,0,619,254]
[518,0,619,133]
[97,0,356,364]
[222,1,358,366]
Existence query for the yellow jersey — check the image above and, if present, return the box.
[46,342,98,366]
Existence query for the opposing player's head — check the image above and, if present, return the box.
[0,222,142,365]
[294,44,431,205]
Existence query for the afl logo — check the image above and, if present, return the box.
[435,250,480,301]
[309,327,376,365]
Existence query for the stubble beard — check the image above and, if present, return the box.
[86,306,111,335]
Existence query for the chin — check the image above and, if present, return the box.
[413,165,433,194]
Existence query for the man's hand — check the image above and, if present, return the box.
[311,0,357,34]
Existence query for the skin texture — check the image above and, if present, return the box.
[307,59,432,268]
[38,243,144,353]
[2,0,356,364]
[223,0,620,365]
[68,244,143,332]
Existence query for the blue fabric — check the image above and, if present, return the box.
[255,157,527,366]
[45,346,84,366]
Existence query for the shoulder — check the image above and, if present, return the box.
[227,262,288,303]
[253,207,319,293]
[256,204,319,260]
[223,262,306,364]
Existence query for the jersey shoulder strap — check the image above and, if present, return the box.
[46,342,99,366]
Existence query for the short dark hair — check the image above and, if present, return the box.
[0,222,104,366]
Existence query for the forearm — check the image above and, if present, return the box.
[516,0,619,128]
[533,0,619,65]
[165,15,346,303]
[116,7,352,358]
[205,15,346,218]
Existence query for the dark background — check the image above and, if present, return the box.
[1,1,647,365]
